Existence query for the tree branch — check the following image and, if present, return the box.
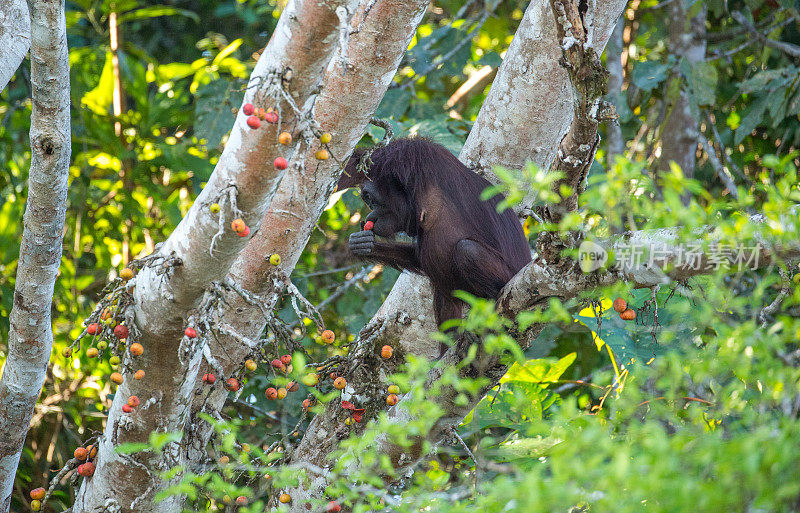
[0,0,70,508]
[0,0,30,92]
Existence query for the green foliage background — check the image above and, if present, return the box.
[1,0,799,511]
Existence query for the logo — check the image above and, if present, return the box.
[578,240,608,273]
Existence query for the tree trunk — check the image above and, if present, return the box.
[658,2,706,188]
[0,0,30,92]
[73,1,356,510]
[283,0,628,505]
[0,0,70,509]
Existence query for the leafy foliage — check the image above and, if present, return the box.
[1,0,799,511]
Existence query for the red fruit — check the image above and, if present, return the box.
[620,308,636,321]
[225,378,240,392]
[274,157,288,170]
[321,329,335,344]
[381,345,393,359]
[363,220,374,231]
[266,387,278,399]
[74,447,88,460]
[78,462,95,477]
[86,323,99,335]
[184,327,197,338]
[129,343,144,356]
[246,116,261,129]
[287,381,299,392]
[302,398,312,409]
[236,496,248,505]
[271,359,284,369]
[122,404,133,413]
[202,373,216,385]
[612,298,627,313]
[265,112,278,123]
[386,394,398,406]
[280,354,292,365]
[30,488,45,501]
[114,324,129,339]
[326,501,342,513]
[237,226,250,237]
[127,395,140,407]
[242,103,255,116]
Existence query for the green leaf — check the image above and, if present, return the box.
[194,78,244,148]
[690,61,718,106]
[631,60,670,91]
[115,442,152,454]
[734,96,769,144]
[375,88,411,119]
[81,52,115,115]
[117,6,199,24]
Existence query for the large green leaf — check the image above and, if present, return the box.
[194,79,244,149]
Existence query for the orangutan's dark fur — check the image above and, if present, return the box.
[338,138,531,343]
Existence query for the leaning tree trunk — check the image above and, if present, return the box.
[0,0,70,509]
[72,0,358,510]
[181,0,430,478]
[282,0,628,507]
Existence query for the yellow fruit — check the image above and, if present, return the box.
[120,268,134,280]
[315,148,330,160]
[269,254,281,266]
[110,372,123,385]
[210,203,220,213]
[278,132,292,145]
[245,359,257,371]
[387,384,400,394]
[319,132,331,144]
[31,500,41,511]
[277,388,287,400]
[279,493,291,504]
[334,377,346,390]
[302,374,319,387]
[86,347,99,358]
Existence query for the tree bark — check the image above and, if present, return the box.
[283,0,628,503]
[182,0,430,477]
[72,1,356,511]
[605,15,625,160]
[657,2,706,186]
[0,0,30,92]
[0,0,70,509]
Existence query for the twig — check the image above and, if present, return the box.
[699,133,739,199]
[731,11,800,58]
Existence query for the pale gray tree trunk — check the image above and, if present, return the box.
[0,0,30,92]
[605,15,625,160]
[282,0,629,506]
[658,2,706,185]
[73,0,357,510]
[180,0,429,479]
[0,0,70,509]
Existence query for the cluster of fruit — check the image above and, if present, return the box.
[612,297,636,320]
[241,102,332,169]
